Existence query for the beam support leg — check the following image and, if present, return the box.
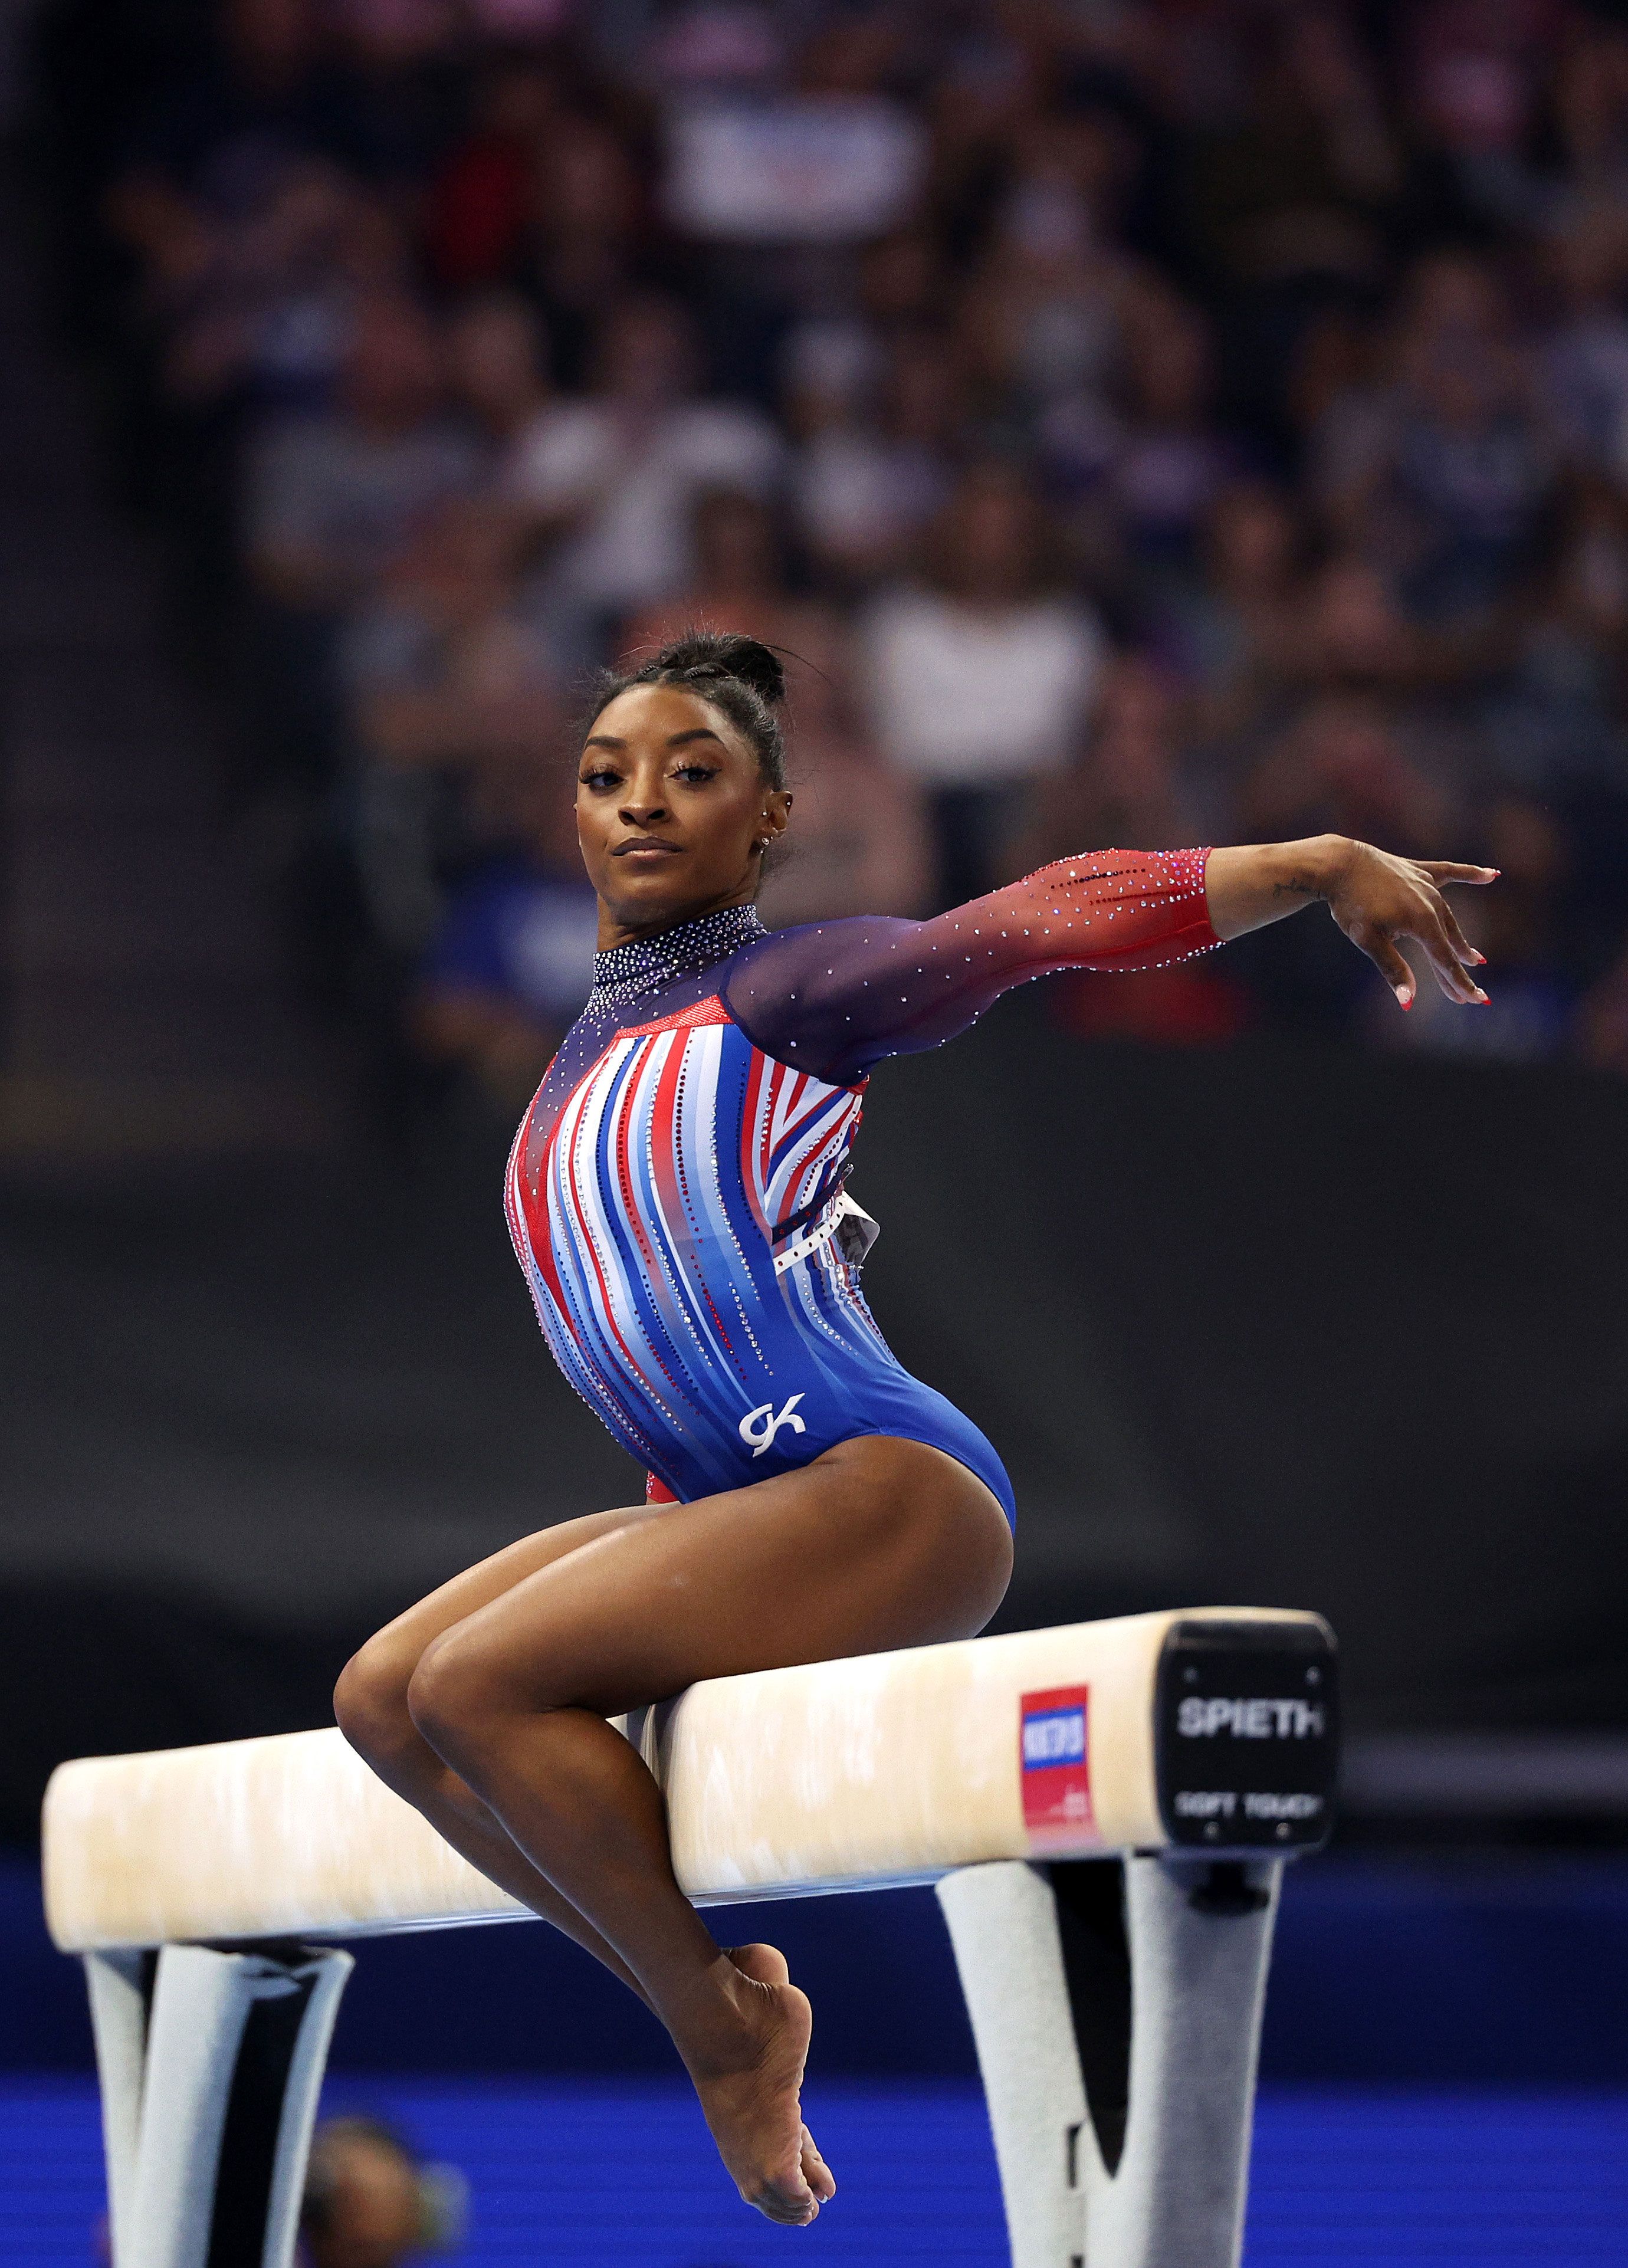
[937,1854,1281,2268]
[84,1941,353,2268]
[84,1948,154,2264]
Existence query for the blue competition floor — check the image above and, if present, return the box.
[3,2077,1625,2266]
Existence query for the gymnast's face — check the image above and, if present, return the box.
[576,684,791,948]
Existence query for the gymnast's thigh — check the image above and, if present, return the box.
[356,1497,665,1675]
[422,1435,1015,1720]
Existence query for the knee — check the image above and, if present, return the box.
[405,1626,508,1759]
[333,1637,422,1777]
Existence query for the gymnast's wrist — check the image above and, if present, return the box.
[1278,835,1353,902]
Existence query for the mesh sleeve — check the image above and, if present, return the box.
[724,848,1216,1084]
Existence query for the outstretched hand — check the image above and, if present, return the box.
[1321,840,1497,1010]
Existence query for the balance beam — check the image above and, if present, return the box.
[44,1606,1338,2268]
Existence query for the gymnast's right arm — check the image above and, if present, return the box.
[723,836,1496,1083]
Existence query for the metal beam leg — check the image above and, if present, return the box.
[85,1949,154,2265]
[84,1941,353,2268]
[937,1854,1281,2268]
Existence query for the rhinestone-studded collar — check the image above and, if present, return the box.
[588,902,768,1016]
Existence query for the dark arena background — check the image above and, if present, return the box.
[3,3,1628,2263]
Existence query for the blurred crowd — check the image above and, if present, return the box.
[31,0,1628,1103]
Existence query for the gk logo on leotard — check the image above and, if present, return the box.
[739,1393,807,1457]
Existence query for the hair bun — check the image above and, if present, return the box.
[653,630,786,709]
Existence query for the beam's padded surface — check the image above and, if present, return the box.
[43,1610,1318,1951]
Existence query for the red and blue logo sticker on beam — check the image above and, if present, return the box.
[1020,1686,1093,1849]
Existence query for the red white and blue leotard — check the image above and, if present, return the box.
[504,849,1217,1527]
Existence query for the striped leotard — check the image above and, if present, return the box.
[504,849,1218,1525]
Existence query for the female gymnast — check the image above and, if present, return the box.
[336,632,1494,2226]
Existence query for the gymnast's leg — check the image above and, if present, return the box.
[398,1436,1013,2225]
[335,1506,665,2000]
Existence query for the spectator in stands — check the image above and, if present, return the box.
[422,59,564,293]
[1102,286,1239,599]
[409,747,598,1109]
[955,110,1138,418]
[300,2113,462,2268]
[514,111,651,392]
[340,495,559,956]
[1281,553,1435,697]
[1186,8,1402,313]
[857,227,947,337]
[119,0,336,204]
[1310,255,1482,544]
[247,293,476,615]
[1483,479,1628,791]
[1318,254,1559,625]
[113,161,410,668]
[446,290,552,468]
[618,485,836,688]
[1541,209,1628,479]
[152,162,355,417]
[1242,691,1455,859]
[1550,18,1628,221]
[1159,480,1301,732]
[1404,0,1566,237]
[504,293,783,660]
[323,0,467,189]
[862,462,1107,907]
[1009,652,1202,869]
[756,649,931,928]
[242,290,478,783]
[790,325,967,592]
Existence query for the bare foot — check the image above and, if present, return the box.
[728,1948,836,2211]
[680,1942,836,2224]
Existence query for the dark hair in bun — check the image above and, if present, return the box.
[586,629,788,787]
